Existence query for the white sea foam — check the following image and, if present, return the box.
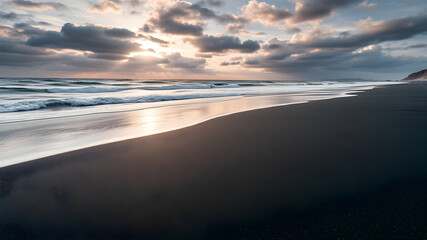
[0,93,237,113]
[45,83,246,93]
[0,81,400,113]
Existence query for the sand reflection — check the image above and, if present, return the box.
[0,88,367,167]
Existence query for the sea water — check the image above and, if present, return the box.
[0,78,403,167]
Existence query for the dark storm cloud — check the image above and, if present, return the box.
[86,53,129,60]
[26,23,141,55]
[2,0,426,78]
[163,53,206,69]
[252,13,427,65]
[145,2,204,36]
[140,24,153,33]
[0,11,18,20]
[32,21,52,26]
[144,1,248,36]
[241,0,357,26]
[14,22,47,35]
[244,45,427,75]
[220,0,373,26]
[198,0,224,7]
[216,13,249,25]
[242,0,292,25]
[0,52,55,66]
[226,24,250,34]
[300,14,427,50]
[241,0,376,25]
[0,37,50,56]
[147,36,169,45]
[406,43,427,49]
[0,25,207,75]
[243,0,382,25]
[114,0,144,7]
[290,0,363,23]
[188,3,217,18]
[10,0,67,11]
[286,27,302,34]
[0,12,49,27]
[0,50,204,72]
[0,30,68,67]
[0,25,93,68]
[259,38,302,61]
[138,34,169,46]
[220,61,240,66]
[104,28,136,38]
[0,45,204,73]
[189,35,260,53]
[242,13,427,76]
[0,52,163,76]
[189,3,249,25]
[151,18,203,36]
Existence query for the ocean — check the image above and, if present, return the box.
[0,77,402,167]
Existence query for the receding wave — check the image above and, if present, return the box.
[140,81,165,84]
[44,83,256,93]
[0,87,46,93]
[47,87,132,93]
[0,82,335,94]
[0,94,239,113]
[40,79,62,82]
[71,81,104,85]
[141,83,240,90]
[17,80,39,84]
[48,83,71,86]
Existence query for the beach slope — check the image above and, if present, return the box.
[1,82,427,240]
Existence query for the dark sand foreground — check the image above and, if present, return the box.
[1,82,427,240]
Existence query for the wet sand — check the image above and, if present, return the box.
[1,82,426,239]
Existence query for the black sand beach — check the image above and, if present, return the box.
[1,82,426,239]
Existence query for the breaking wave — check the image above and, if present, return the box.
[0,93,240,113]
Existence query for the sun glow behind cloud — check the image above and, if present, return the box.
[131,40,164,58]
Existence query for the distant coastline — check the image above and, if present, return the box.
[403,69,427,81]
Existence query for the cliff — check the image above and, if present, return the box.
[403,69,427,80]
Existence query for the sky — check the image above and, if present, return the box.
[0,0,426,80]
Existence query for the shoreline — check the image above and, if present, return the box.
[0,83,396,168]
[1,81,399,125]
[1,82,426,239]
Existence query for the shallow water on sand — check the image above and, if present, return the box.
[0,80,402,167]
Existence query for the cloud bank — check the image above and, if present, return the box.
[1,0,427,79]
